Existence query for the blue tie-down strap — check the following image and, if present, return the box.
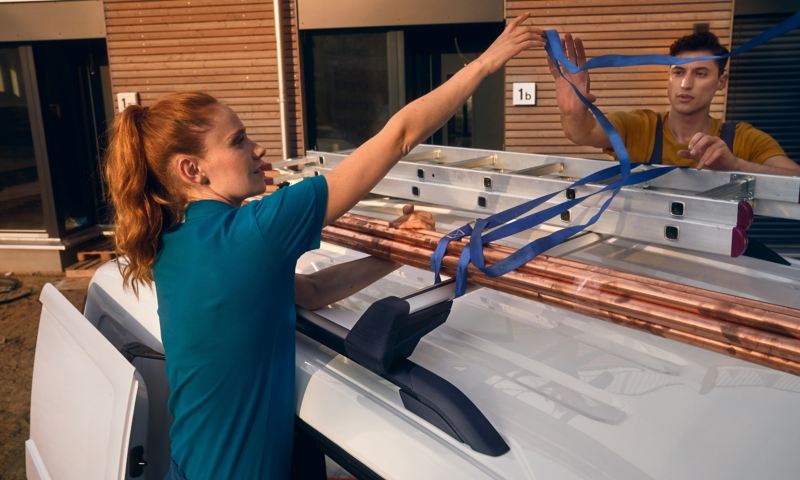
[431,223,473,284]
[460,166,678,295]
[546,11,800,75]
[431,162,625,284]
[431,163,678,294]
[431,12,800,296]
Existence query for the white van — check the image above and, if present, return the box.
[26,152,800,479]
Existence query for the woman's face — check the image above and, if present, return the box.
[200,104,267,205]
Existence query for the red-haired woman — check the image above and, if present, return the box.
[104,14,542,480]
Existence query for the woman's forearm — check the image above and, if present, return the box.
[323,60,492,224]
[296,256,400,310]
[323,15,543,224]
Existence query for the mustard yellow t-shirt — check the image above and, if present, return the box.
[605,110,785,166]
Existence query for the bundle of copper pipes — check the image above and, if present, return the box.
[323,213,800,376]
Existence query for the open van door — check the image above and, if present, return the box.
[26,284,138,480]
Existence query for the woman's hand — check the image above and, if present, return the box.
[477,13,545,75]
[389,204,435,230]
[322,15,541,226]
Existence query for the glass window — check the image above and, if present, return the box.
[304,31,392,152]
[33,40,110,235]
[0,47,45,231]
[303,22,503,152]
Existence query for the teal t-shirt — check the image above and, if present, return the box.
[154,176,328,479]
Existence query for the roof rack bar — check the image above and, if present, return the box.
[296,289,509,456]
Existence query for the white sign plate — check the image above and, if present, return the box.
[512,82,536,106]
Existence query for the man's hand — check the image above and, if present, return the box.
[547,33,596,115]
[389,204,435,230]
[678,133,739,170]
[547,33,610,148]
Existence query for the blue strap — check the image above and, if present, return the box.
[546,11,800,74]
[431,223,472,284]
[433,12,800,296]
[432,162,626,283]
[431,162,627,281]
[465,166,677,282]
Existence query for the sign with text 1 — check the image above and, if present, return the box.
[512,82,536,106]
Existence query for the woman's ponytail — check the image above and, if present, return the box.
[104,92,217,294]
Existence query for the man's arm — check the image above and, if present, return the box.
[737,155,800,176]
[548,33,611,148]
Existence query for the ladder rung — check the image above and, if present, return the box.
[512,163,565,177]
[698,176,754,200]
[444,154,497,169]
[402,149,443,163]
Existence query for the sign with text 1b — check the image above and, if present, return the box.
[512,83,536,106]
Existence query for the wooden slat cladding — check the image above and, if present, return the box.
[103,0,305,161]
[504,0,734,159]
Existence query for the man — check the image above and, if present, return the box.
[549,30,800,175]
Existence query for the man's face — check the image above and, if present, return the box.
[667,50,727,116]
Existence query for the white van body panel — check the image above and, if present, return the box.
[28,224,800,479]
[27,284,138,480]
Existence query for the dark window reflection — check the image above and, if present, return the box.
[305,31,390,152]
[0,47,44,231]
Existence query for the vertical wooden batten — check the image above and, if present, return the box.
[102,0,305,161]
[504,1,735,159]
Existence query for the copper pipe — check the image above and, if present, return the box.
[338,212,799,319]
[332,214,800,338]
[430,254,800,364]
[322,224,800,375]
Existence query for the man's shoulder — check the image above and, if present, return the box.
[729,121,780,143]
[731,120,763,133]
[608,109,660,124]
[725,120,786,163]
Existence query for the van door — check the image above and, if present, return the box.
[26,284,138,480]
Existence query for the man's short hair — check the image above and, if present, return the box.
[669,31,729,75]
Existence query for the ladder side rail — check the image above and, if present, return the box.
[323,173,743,257]
[315,155,747,225]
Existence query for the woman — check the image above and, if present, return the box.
[104,14,542,480]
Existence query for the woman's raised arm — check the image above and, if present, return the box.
[323,13,543,224]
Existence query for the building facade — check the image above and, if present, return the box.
[1,0,798,271]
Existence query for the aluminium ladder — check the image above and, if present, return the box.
[289,145,800,258]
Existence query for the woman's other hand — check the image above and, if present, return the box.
[389,204,435,230]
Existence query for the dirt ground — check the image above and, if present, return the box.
[0,273,354,480]
[0,273,88,480]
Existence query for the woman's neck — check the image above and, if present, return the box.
[186,189,240,207]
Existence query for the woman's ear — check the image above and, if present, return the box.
[176,155,208,185]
